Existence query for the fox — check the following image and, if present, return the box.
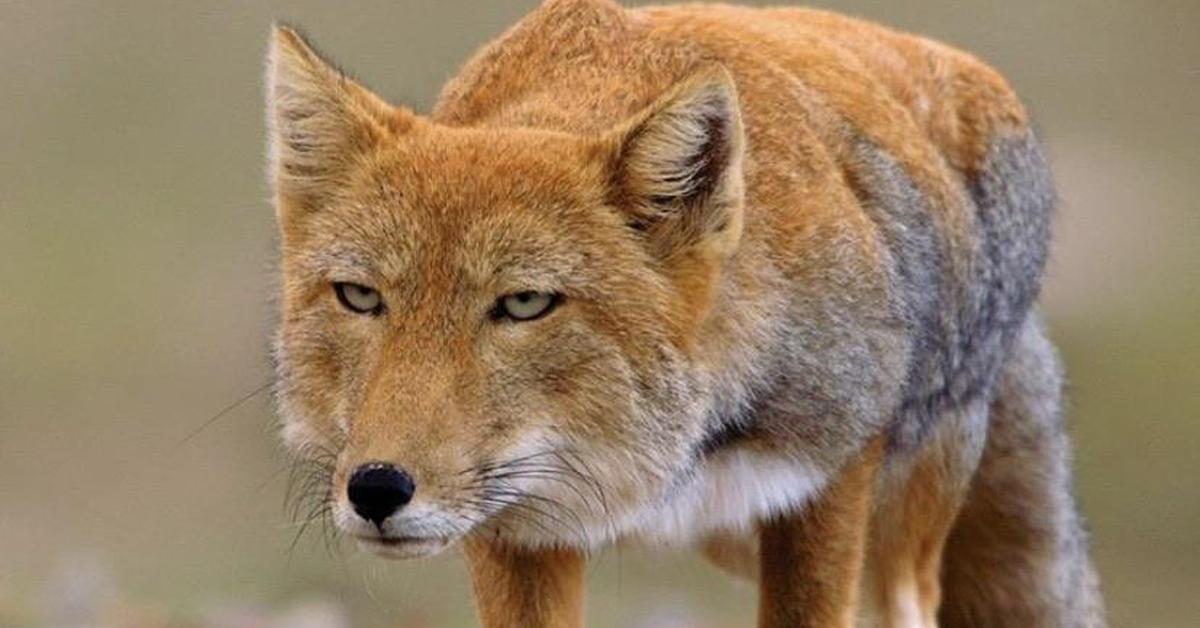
[264,0,1105,626]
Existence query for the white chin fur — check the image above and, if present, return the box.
[355,536,452,559]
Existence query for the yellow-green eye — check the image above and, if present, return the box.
[495,291,560,322]
[334,282,383,315]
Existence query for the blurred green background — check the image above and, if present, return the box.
[1,1,1196,626]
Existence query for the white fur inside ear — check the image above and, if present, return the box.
[266,27,341,188]
[265,26,400,207]
[624,81,737,206]
[613,67,746,256]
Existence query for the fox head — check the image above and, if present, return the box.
[266,26,745,557]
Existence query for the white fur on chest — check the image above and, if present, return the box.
[624,448,828,545]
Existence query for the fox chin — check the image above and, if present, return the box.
[266,1,1105,626]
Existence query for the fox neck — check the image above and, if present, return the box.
[686,245,788,454]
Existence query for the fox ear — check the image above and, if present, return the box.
[266,25,411,213]
[606,65,745,259]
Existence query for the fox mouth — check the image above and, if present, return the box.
[354,533,453,559]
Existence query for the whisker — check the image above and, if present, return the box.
[281,437,342,559]
[253,463,290,495]
[469,495,562,540]
[555,449,611,517]
[484,485,588,545]
[175,382,272,447]
[470,467,596,517]
[450,444,614,546]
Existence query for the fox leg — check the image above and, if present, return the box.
[865,397,988,628]
[464,536,585,628]
[938,320,1105,628]
[757,438,883,628]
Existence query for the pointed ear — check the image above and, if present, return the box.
[606,65,745,259]
[266,25,412,213]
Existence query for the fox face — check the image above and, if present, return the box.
[267,28,746,557]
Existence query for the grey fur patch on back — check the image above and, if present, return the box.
[956,130,1054,398]
[847,131,1055,449]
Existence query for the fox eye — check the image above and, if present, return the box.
[333,282,384,315]
[494,291,560,322]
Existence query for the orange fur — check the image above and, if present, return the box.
[866,411,985,628]
[465,537,585,628]
[758,439,882,628]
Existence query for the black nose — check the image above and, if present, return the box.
[347,463,415,528]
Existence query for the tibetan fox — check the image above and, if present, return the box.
[265,1,1104,626]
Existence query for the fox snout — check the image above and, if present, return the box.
[334,438,466,558]
[345,462,416,528]
[322,353,476,555]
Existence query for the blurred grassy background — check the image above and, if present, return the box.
[1,1,1196,626]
